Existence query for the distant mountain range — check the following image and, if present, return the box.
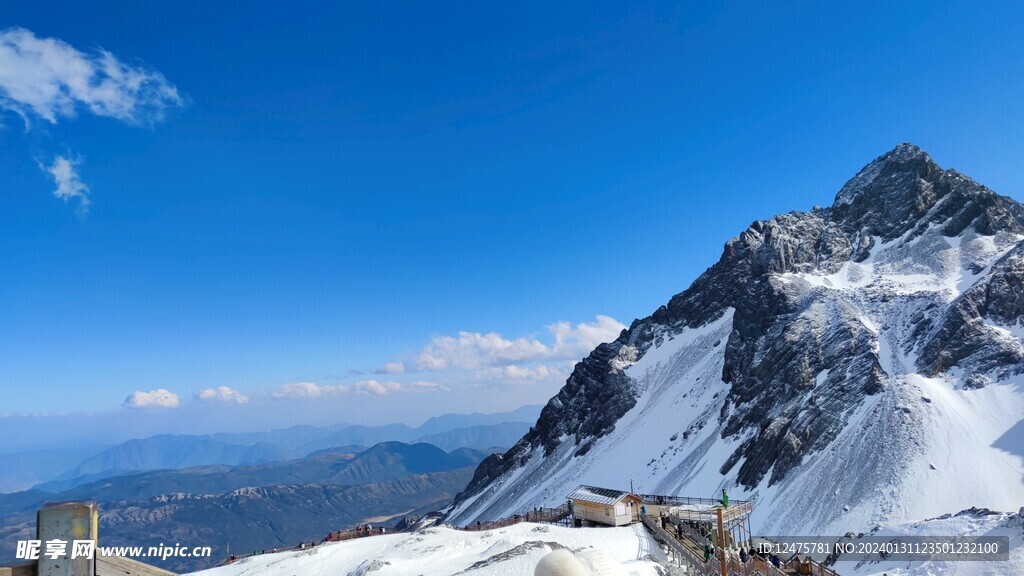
[0,406,541,571]
[32,442,488,504]
[415,422,531,451]
[38,437,293,492]
[0,441,492,572]
[0,405,540,494]
[108,469,476,574]
[0,445,113,494]
[291,406,540,455]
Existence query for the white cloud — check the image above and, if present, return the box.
[0,27,182,126]
[408,380,450,393]
[416,315,625,371]
[271,381,335,398]
[195,386,249,404]
[41,155,90,212]
[549,316,626,349]
[352,379,402,395]
[271,379,404,399]
[375,361,405,374]
[474,364,562,382]
[471,362,580,388]
[123,389,180,409]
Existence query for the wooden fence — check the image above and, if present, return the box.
[461,504,571,531]
[639,508,841,576]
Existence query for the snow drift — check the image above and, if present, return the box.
[190,523,665,576]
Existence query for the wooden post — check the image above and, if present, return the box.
[0,563,35,576]
[716,507,727,576]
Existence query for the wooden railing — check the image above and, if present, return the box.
[637,492,842,575]
[673,517,714,548]
[639,510,845,576]
[0,562,35,576]
[461,504,571,531]
[783,558,841,576]
[640,514,710,572]
[218,526,386,565]
[327,528,388,542]
[642,513,794,576]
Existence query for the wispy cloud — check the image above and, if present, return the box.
[474,363,571,383]
[0,27,182,126]
[123,389,180,409]
[40,155,90,212]
[271,379,404,399]
[375,361,405,374]
[114,316,620,413]
[408,380,450,393]
[352,379,402,395]
[415,315,625,371]
[195,386,249,404]
[271,381,332,399]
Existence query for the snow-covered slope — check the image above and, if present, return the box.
[844,507,1024,576]
[189,523,666,576]
[448,144,1024,546]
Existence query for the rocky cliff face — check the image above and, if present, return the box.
[448,144,1024,533]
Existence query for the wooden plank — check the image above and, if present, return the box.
[2,548,175,576]
[0,562,36,576]
[96,556,176,576]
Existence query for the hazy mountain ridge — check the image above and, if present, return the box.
[2,405,541,494]
[47,437,292,488]
[414,422,532,451]
[0,445,112,493]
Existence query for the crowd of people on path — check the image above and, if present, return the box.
[641,490,788,572]
[699,540,781,569]
[241,546,284,559]
[226,522,390,564]
[323,523,386,542]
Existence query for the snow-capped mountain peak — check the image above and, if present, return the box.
[447,144,1024,542]
[834,142,936,208]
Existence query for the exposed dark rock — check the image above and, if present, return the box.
[450,143,1024,516]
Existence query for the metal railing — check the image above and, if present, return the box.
[638,493,754,523]
[638,494,726,507]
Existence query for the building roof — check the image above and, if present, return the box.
[567,485,638,506]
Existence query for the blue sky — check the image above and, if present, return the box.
[1,1,1023,446]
